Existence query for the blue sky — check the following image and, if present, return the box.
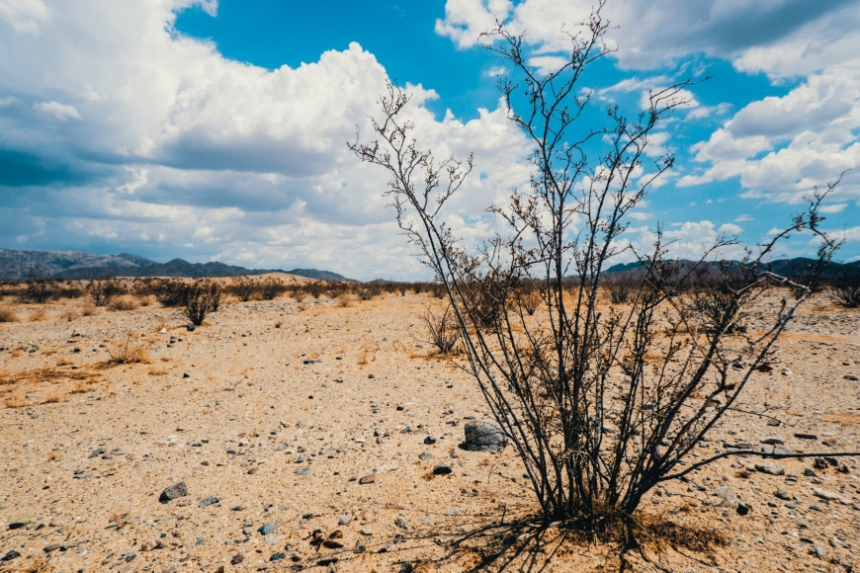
[1,0,859,279]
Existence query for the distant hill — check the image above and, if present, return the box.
[604,258,860,277]
[0,248,350,281]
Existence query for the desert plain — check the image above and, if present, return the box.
[0,278,859,573]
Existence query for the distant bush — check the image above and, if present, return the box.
[260,277,287,300]
[183,280,221,326]
[87,277,120,307]
[422,304,460,354]
[19,279,54,303]
[231,276,256,302]
[0,307,18,322]
[832,270,860,308]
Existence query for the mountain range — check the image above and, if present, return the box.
[0,248,349,282]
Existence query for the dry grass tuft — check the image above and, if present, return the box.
[29,309,48,321]
[60,309,80,322]
[335,293,352,308]
[109,295,140,311]
[103,336,151,366]
[81,302,98,316]
[0,306,18,322]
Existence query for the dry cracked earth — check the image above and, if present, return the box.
[0,284,859,573]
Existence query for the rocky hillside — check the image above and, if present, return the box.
[0,248,350,281]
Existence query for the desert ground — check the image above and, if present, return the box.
[1,279,859,573]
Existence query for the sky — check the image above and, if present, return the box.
[0,0,859,280]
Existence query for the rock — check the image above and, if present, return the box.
[43,544,63,553]
[353,540,366,554]
[760,436,784,445]
[446,507,462,516]
[360,528,373,536]
[1,551,21,561]
[423,436,437,445]
[294,454,304,463]
[199,497,219,508]
[822,437,838,447]
[794,432,818,440]
[460,419,507,452]
[804,468,817,477]
[814,458,828,470]
[755,461,785,476]
[338,514,352,526]
[775,489,791,501]
[230,554,244,565]
[844,375,859,381]
[760,445,792,456]
[159,481,188,503]
[432,463,453,475]
[258,523,277,535]
[812,546,827,557]
[812,488,844,502]
[395,515,408,530]
[186,324,196,332]
[8,518,31,530]
[418,452,433,461]
[159,328,167,334]
[717,486,738,505]
[736,502,751,516]
[358,474,375,485]
[270,552,285,562]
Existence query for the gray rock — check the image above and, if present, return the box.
[460,419,507,452]
[423,436,437,445]
[418,452,433,461]
[2,550,21,561]
[794,432,817,440]
[395,515,408,530]
[754,461,785,476]
[760,445,792,456]
[199,497,219,508]
[258,524,277,536]
[338,514,352,526]
[159,481,188,503]
[432,463,453,475]
[760,436,784,445]
[270,552,285,561]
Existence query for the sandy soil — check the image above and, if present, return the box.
[0,285,859,573]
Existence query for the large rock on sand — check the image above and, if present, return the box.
[460,419,507,452]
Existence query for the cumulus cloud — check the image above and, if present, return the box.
[436,0,858,76]
[33,101,81,120]
[678,65,860,204]
[0,0,532,279]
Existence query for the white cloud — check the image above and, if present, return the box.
[679,65,860,203]
[436,0,860,77]
[820,203,848,214]
[0,0,49,34]
[33,101,81,120]
[0,0,532,279]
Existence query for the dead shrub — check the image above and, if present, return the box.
[260,277,287,300]
[231,276,257,302]
[831,270,860,309]
[183,280,221,325]
[87,277,120,307]
[422,304,460,354]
